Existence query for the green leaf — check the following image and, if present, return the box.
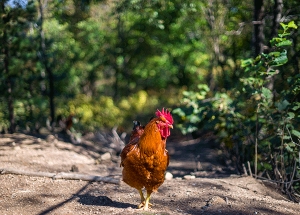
[276,40,292,47]
[268,51,281,57]
[285,144,293,152]
[291,130,300,138]
[292,102,300,111]
[289,142,296,147]
[241,58,253,68]
[272,51,288,66]
[287,112,295,119]
[278,33,291,38]
[288,21,298,29]
[189,115,200,124]
[197,84,210,92]
[270,37,283,43]
[276,100,290,111]
[280,22,288,30]
[261,162,272,171]
[172,108,185,117]
[183,91,192,97]
[261,87,272,100]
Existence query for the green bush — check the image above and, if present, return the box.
[174,21,300,200]
[57,90,171,132]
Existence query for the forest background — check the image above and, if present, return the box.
[1,0,300,201]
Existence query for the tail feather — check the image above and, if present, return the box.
[129,121,144,143]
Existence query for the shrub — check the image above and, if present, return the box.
[174,21,300,201]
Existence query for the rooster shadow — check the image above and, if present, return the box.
[38,183,135,215]
[77,194,135,208]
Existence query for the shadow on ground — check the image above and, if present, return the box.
[166,133,235,178]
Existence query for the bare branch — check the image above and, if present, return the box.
[0,168,120,185]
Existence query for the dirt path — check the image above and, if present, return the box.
[1,133,300,215]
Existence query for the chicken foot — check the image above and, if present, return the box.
[137,189,152,210]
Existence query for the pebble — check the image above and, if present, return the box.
[165,172,173,180]
[101,152,111,161]
[14,146,21,150]
[46,134,56,143]
[183,175,196,180]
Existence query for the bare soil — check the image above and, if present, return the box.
[1,132,300,215]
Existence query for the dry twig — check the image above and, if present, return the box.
[242,163,248,176]
[247,161,253,177]
[0,168,120,185]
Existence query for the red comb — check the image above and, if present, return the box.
[155,108,173,124]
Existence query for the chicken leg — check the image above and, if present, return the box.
[137,190,152,210]
[137,189,145,208]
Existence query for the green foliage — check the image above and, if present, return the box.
[175,21,300,193]
[0,1,299,141]
[0,0,39,131]
[0,100,9,132]
[56,90,166,131]
[65,94,122,131]
[43,19,82,97]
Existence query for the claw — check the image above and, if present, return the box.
[137,201,153,209]
[136,189,152,210]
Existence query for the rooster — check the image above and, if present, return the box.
[120,108,174,210]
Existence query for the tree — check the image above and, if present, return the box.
[253,0,265,56]
[0,0,37,133]
[37,0,56,128]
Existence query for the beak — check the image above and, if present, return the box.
[168,124,173,129]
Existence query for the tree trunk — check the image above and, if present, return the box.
[38,0,55,127]
[6,78,15,134]
[253,0,265,56]
[271,0,283,39]
[114,14,124,100]
[267,0,283,98]
[205,0,217,91]
[2,2,15,133]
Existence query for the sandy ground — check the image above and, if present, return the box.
[1,133,300,215]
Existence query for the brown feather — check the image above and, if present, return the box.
[121,117,170,192]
